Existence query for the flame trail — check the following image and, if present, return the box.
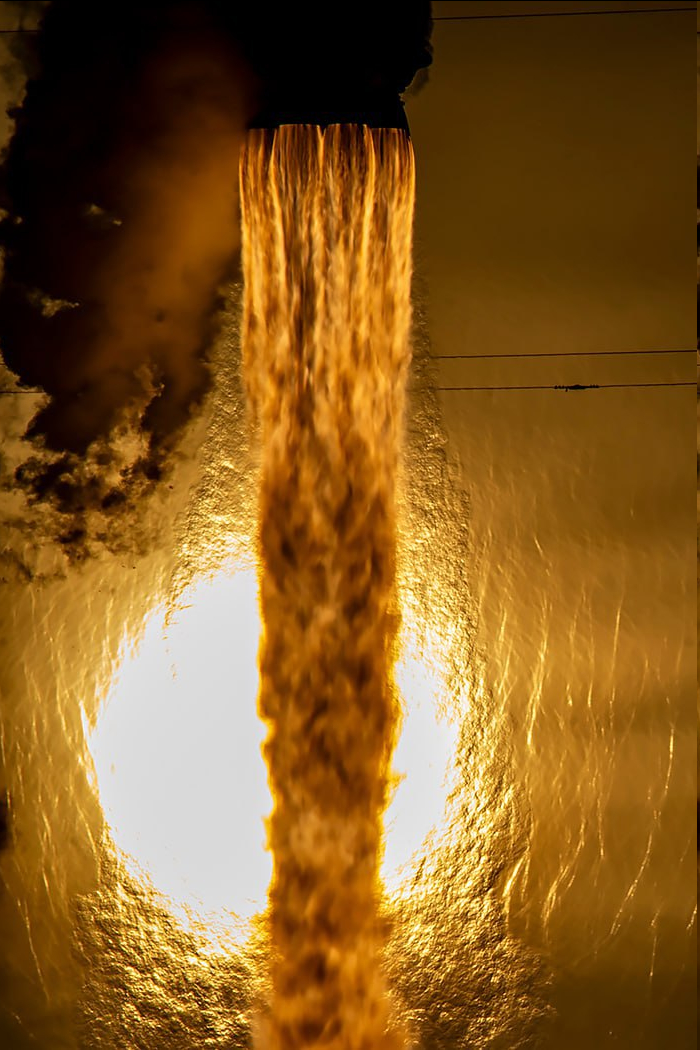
[240,124,414,1048]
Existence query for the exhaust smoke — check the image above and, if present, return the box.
[240,122,415,1049]
[0,2,258,563]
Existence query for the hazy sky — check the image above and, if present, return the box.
[406,6,695,1045]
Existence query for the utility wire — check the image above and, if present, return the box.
[0,6,693,32]
[3,381,695,398]
[430,348,694,361]
[433,7,694,22]
[435,380,696,392]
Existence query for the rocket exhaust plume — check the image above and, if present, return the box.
[240,124,415,1048]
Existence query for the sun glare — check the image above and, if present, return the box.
[87,564,457,935]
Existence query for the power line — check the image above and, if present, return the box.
[429,348,694,361]
[433,7,694,22]
[0,5,693,34]
[3,375,696,396]
[434,380,696,391]
[0,9,692,31]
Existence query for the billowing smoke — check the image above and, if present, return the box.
[0,2,259,560]
[0,0,431,568]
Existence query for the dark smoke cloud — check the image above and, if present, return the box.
[0,2,260,565]
[0,1,431,565]
[1,2,258,446]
